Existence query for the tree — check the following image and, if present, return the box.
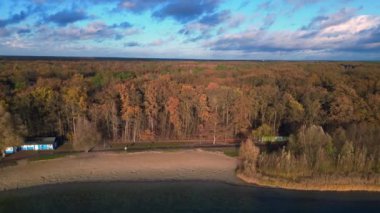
[73,116,101,152]
[0,104,24,157]
[302,96,322,125]
[238,139,260,176]
[29,87,60,136]
[283,93,305,124]
[197,93,212,142]
[62,74,88,137]
[119,83,143,142]
[289,125,334,170]
[252,124,273,140]
[337,140,354,173]
[90,85,121,141]
[144,81,159,134]
[206,85,225,143]
[231,90,252,136]
[166,96,181,137]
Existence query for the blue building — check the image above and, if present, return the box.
[259,136,289,143]
[4,146,17,154]
[2,137,61,156]
[20,137,59,151]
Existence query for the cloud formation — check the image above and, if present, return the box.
[124,41,140,47]
[111,21,133,29]
[118,0,161,12]
[208,10,380,54]
[40,22,126,41]
[153,0,221,23]
[0,10,29,27]
[0,0,379,59]
[45,9,88,26]
[116,0,222,23]
[199,10,230,25]
[261,13,276,29]
[256,1,275,11]
[285,0,324,9]
[178,10,233,42]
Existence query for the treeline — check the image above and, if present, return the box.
[0,60,379,151]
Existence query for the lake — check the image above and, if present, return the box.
[1,181,379,213]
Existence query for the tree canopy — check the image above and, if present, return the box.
[0,103,24,155]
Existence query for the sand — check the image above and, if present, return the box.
[237,174,380,192]
[0,150,239,191]
[2,150,379,192]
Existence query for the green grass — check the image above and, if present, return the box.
[29,153,69,162]
[192,66,205,74]
[203,147,239,157]
[113,71,136,80]
[109,142,198,152]
[223,149,239,157]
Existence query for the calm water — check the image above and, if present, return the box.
[1,181,379,213]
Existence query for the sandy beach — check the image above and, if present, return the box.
[0,150,239,191]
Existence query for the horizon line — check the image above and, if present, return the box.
[1,55,379,63]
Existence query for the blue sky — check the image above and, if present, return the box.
[0,0,379,60]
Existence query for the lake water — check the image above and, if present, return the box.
[1,181,379,213]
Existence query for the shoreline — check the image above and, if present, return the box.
[0,150,240,191]
[1,150,380,192]
[237,173,380,192]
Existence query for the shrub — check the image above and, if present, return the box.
[238,139,260,176]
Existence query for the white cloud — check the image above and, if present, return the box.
[321,15,380,35]
[207,10,380,56]
[2,35,31,48]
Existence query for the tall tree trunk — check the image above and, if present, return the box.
[111,102,119,141]
[106,113,111,138]
[71,106,76,136]
[226,105,229,126]
[213,105,218,145]
[150,117,154,133]
[72,117,76,136]
[124,120,128,143]
[133,120,137,143]
[273,111,277,134]
[58,115,63,136]
[222,103,225,125]
[213,122,216,145]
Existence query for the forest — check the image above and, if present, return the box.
[0,58,379,177]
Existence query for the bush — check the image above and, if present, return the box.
[238,139,260,176]
[257,149,311,180]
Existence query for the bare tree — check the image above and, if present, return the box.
[73,116,101,152]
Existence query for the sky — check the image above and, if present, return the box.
[0,0,379,60]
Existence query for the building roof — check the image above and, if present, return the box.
[25,137,57,145]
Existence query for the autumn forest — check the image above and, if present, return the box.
[1,58,380,179]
